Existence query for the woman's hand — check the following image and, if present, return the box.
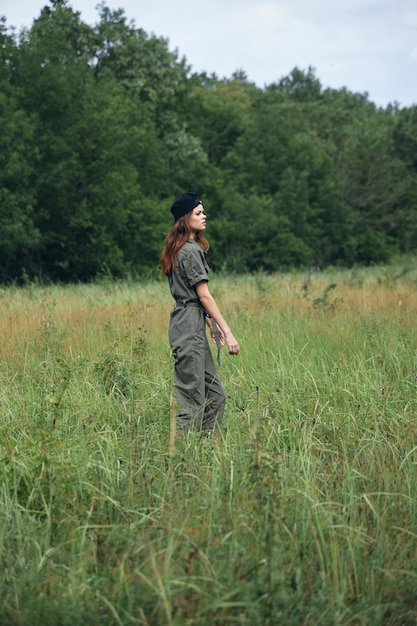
[224,331,240,355]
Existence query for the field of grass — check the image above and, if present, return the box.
[1,262,417,625]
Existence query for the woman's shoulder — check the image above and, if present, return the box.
[178,239,204,257]
[177,239,209,275]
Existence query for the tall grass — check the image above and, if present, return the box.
[1,263,417,625]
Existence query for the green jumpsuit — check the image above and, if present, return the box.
[168,239,226,431]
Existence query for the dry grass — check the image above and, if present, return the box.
[2,263,416,356]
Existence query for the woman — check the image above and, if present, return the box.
[160,192,240,432]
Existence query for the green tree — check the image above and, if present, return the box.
[335,108,405,263]
[185,72,256,166]
[391,106,417,252]
[215,75,349,269]
[16,3,98,279]
[0,20,40,281]
[14,2,171,279]
[2,4,417,281]
[210,190,310,273]
[274,65,322,102]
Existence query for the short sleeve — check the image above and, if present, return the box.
[178,244,209,287]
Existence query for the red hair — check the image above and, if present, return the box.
[160,213,209,276]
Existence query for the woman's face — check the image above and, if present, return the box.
[188,203,206,237]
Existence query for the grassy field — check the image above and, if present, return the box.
[1,263,417,625]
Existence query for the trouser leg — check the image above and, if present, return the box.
[173,340,206,431]
[171,341,225,432]
[201,342,226,430]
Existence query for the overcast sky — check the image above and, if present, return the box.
[2,0,416,108]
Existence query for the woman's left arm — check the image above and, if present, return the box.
[196,281,239,355]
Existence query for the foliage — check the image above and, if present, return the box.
[0,3,416,282]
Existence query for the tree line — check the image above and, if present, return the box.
[1,0,417,283]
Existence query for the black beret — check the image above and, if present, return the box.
[170,192,201,222]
